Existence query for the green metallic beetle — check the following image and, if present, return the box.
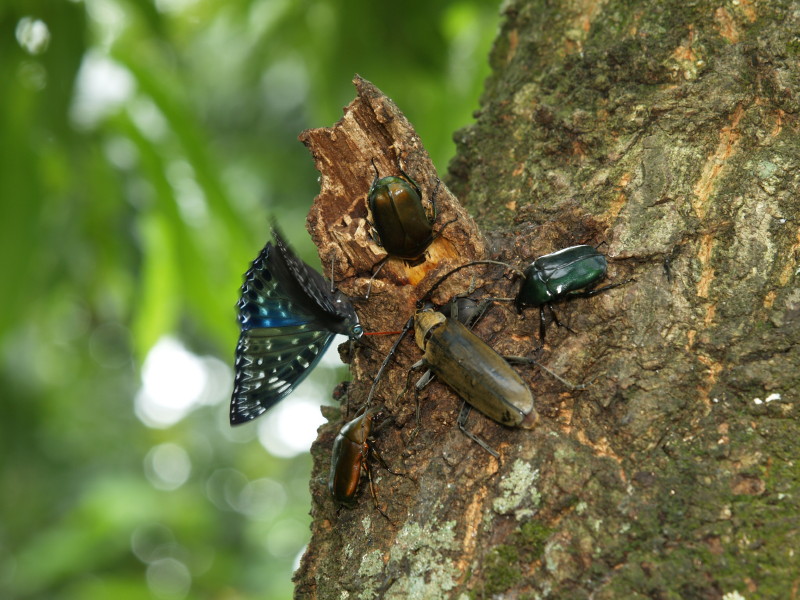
[515,245,608,307]
[411,306,538,430]
[367,160,435,261]
[514,245,631,340]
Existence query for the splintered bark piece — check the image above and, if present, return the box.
[299,76,485,333]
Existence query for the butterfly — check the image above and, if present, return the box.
[230,226,363,425]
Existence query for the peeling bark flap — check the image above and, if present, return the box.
[299,76,486,335]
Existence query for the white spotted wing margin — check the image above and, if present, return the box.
[230,228,360,425]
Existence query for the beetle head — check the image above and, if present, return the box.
[413,308,446,351]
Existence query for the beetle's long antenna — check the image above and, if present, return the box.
[504,356,587,390]
[365,316,414,408]
[423,260,524,302]
[363,258,388,300]
[370,158,380,183]
[430,216,457,243]
[364,329,404,336]
[457,403,500,459]
[329,252,336,293]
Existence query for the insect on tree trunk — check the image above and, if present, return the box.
[294,1,800,598]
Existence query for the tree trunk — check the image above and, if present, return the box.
[294,1,800,598]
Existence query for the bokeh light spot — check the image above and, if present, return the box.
[265,518,307,558]
[131,523,175,563]
[204,468,247,511]
[144,443,192,491]
[257,395,326,458]
[135,337,208,428]
[70,51,134,129]
[15,17,50,55]
[236,478,287,520]
[146,557,191,599]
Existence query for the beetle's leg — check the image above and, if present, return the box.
[400,359,427,398]
[370,443,418,492]
[429,178,441,221]
[543,304,576,338]
[395,360,433,440]
[564,277,635,300]
[471,298,495,327]
[464,294,492,329]
[363,461,392,522]
[404,254,428,268]
[431,216,457,240]
[369,420,417,482]
[457,403,500,459]
[448,295,493,329]
[397,359,428,422]
[412,366,437,427]
[363,257,389,300]
[370,444,403,477]
[543,278,634,339]
[415,369,435,390]
[397,164,422,199]
[504,356,586,390]
[539,306,547,340]
[366,217,382,247]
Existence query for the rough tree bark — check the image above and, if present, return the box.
[295,1,800,598]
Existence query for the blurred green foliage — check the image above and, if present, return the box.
[0,0,498,597]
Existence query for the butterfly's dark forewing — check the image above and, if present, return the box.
[236,244,306,330]
[271,229,343,321]
[269,227,360,336]
[230,241,336,425]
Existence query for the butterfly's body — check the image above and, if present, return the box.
[230,228,362,425]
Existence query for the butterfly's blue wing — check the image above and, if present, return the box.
[230,242,336,425]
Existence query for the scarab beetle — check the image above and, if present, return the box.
[230,226,363,425]
[412,306,538,429]
[367,161,435,261]
[328,407,395,519]
[515,245,608,309]
[514,245,630,340]
[328,408,378,506]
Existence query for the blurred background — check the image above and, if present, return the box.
[0,0,498,597]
